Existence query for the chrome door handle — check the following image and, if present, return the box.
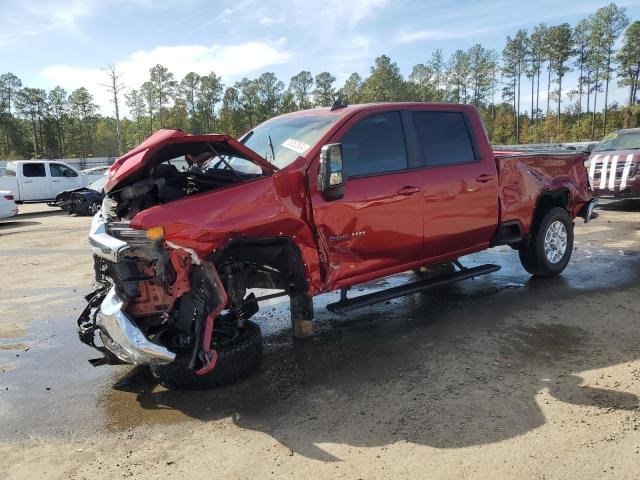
[475,174,493,183]
[397,186,420,195]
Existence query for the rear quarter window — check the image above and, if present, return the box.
[412,111,477,167]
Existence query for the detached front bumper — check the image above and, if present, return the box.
[96,286,175,365]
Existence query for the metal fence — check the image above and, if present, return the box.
[493,141,596,152]
[0,157,115,175]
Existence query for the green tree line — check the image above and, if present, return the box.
[1,3,640,160]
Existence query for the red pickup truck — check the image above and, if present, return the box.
[78,102,594,388]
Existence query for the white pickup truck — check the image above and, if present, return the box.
[0,161,101,203]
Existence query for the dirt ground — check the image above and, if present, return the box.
[1,202,640,479]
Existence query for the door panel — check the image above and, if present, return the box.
[407,110,498,258]
[310,111,423,286]
[420,164,498,258]
[49,163,82,196]
[20,163,51,201]
[312,171,424,285]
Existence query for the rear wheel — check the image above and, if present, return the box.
[518,207,573,278]
[150,319,262,390]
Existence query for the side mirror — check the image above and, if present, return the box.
[318,143,344,201]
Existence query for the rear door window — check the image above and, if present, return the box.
[341,112,407,177]
[22,163,46,177]
[412,111,477,167]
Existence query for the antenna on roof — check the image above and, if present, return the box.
[330,99,348,111]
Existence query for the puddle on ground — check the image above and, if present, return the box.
[1,241,640,440]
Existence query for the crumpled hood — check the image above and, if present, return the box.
[105,129,276,192]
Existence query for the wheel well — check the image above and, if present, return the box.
[211,236,308,294]
[532,189,569,232]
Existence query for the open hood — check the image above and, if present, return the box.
[105,129,277,192]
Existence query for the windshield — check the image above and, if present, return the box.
[89,175,108,191]
[222,114,340,174]
[593,131,640,152]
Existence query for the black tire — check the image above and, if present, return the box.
[518,207,573,278]
[86,200,101,216]
[150,320,262,390]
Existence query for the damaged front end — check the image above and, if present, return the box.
[78,209,228,375]
[77,130,303,383]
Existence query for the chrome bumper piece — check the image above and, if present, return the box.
[88,214,129,262]
[96,286,175,365]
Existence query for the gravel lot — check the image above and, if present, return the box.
[1,202,639,479]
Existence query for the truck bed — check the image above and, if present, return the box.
[494,150,591,236]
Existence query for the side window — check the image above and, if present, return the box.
[22,163,46,177]
[341,112,407,177]
[412,111,477,167]
[50,163,78,178]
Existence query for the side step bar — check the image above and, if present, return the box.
[327,264,501,315]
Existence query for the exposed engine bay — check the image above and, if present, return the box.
[78,141,306,383]
[103,150,262,221]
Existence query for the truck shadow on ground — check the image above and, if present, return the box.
[109,253,640,460]
[597,199,640,212]
[0,220,40,230]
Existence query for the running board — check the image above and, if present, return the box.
[326,264,501,315]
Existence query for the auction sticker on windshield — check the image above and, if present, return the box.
[281,138,311,155]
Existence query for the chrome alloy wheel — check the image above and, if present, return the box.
[543,220,568,264]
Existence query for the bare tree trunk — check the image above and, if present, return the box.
[546,62,552,117]
[535,69,541,142]
[531,72,535,140]
[586,72,591,114]
[591,67,600,140]
[101,65,125,154]
[557,75,562,135]
[30,118,38,156]
[516,67,521,144]
[603,51,612,135]
[577,62,584,130]
[512,77,517,143]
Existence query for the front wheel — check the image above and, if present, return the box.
[518,207,574,278]
[150,320,263,389]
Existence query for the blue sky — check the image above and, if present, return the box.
[1,0,640,115]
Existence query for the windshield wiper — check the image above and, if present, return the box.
[206,144,243,180]
[267,134,276,164]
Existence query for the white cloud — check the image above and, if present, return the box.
[396,28,492,44]
[40,41,291,114]
[0,0,178,44]
[326,0,391,24]
[259,16,285,26]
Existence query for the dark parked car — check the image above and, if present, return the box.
[587,128,640,198]
[55,174,107,216]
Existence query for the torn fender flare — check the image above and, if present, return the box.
[195,261,228,376]
[578,198,598,223]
